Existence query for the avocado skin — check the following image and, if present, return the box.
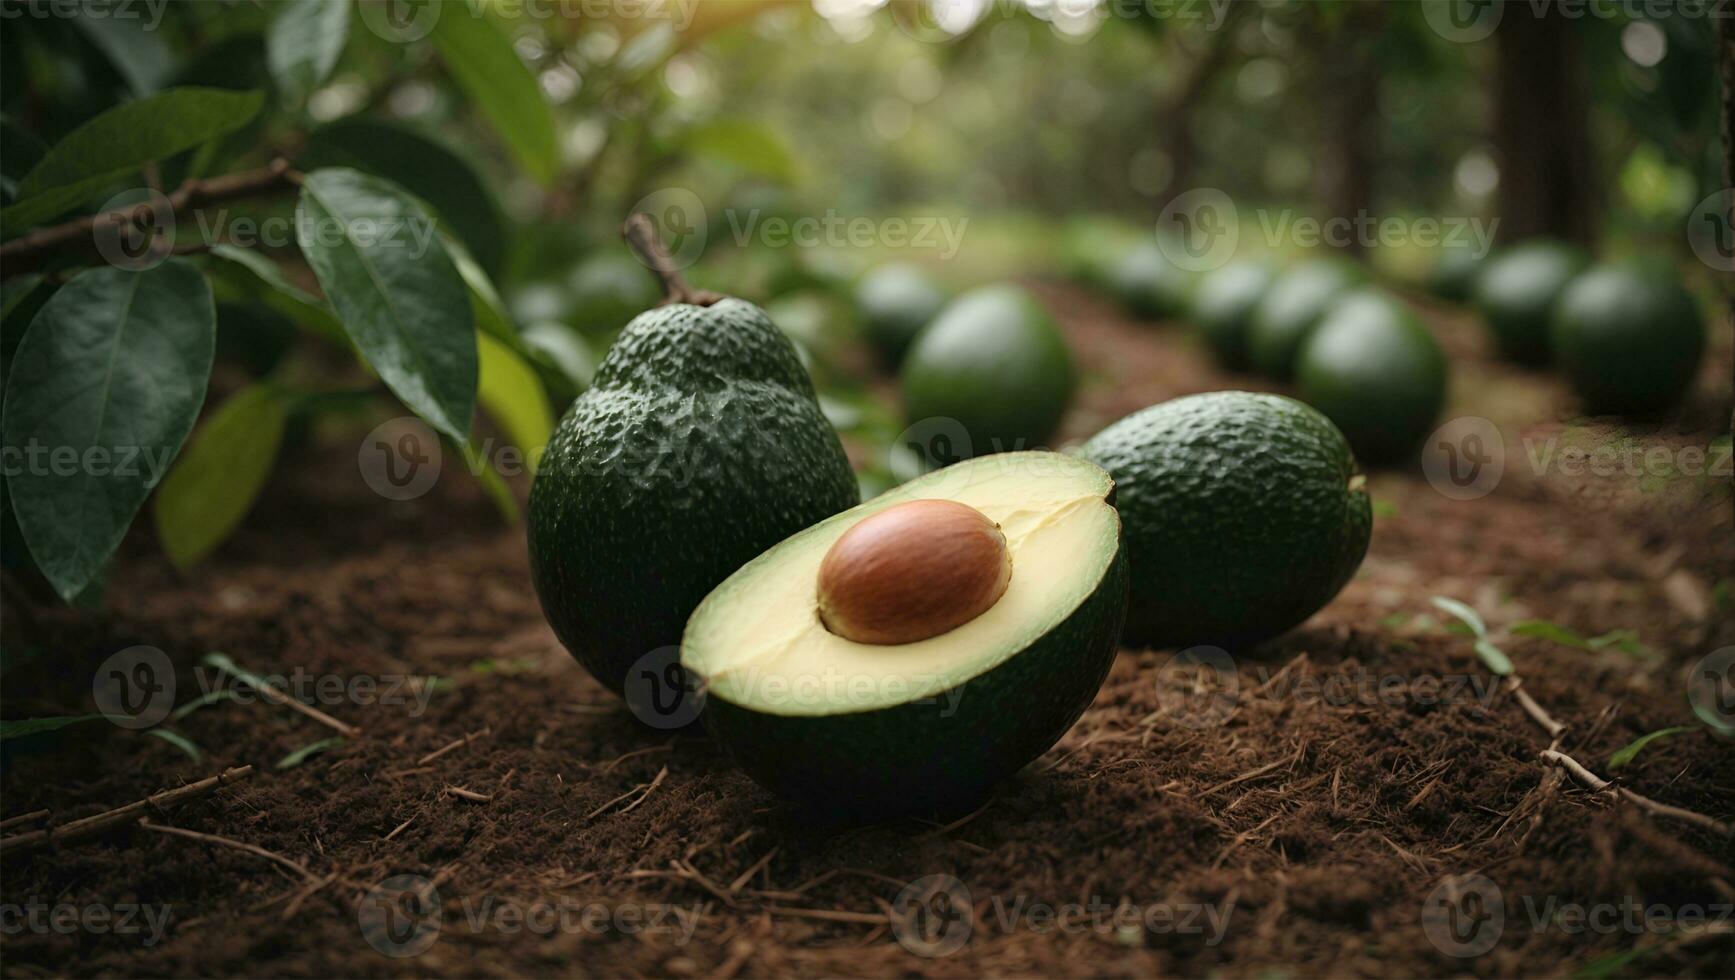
[528,298,858,697]
[1550,263,1704,415]
[1296,290,1447,462]
[1108,242,1192,320]
[1190,261,1277,370]
[1081,391,1371,649]
[697,543,1128,819]
[854,264,946,364]
[1472,240,1588,365]
[1248,258,1365,379]
[900,285,1075,457]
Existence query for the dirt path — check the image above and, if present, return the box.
[2,283,1731,978]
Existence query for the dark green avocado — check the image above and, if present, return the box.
[682,452,1126,818]
[1247,257,1365,379]
[528,297,858,697]
[1190,260,1277,370]
[854,263,946,364]
[1296,289,1448,462]
[900,284,1075,458]
[1471,240,1587,365]
[1107,241,1193,320]
[1081,391,1371,649]
[1550,262,1704,415]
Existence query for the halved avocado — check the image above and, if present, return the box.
[682,452,1127,818]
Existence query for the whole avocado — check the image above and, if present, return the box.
[1296,289,1448,462]
[900,284,1075,458]
[854,263,946,364]
[1107,240,1192,320]
[1550,262,1704,415]
[1472,240,1588,365]
[1190,261,1277,370]
[528,239,857,698]
[1247,257,1365,379]
[1081,391,1371,649]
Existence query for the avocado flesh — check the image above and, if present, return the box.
[683,452,1126,817]
[528,297,858,698]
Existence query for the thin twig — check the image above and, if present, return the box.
[763,905,888,925]
[0,809,50,831]
[616,765,669,816]
[1508,677,1567,740]
[444,786,493,803]
[210,659,360,738]
[586,765,670,821]
[0,766,253,855]
[621,213,722,306]
[417,727,491,766]
[383,814,417,842]
[138,817,314,880]
[1540,749,1732,837]
[726,847,780,895]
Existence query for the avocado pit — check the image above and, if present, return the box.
[816,498,1012,645]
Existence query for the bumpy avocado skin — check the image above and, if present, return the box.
[528,298,859,697]
[1472,240,1588,366]
[1550,263,1704,415]
[1082,392,1371,650]
[697,544,1128,819]
[1248,258,1365,380]
[1296,290,1448,462]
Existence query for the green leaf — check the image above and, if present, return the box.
[201,651,268,690]
[1,714,107,741]
[146,728,203,762]
[276,735,344,770]
[1587,629,1646,657]
[295,168,477,441]
[72,11,174,95]
[1473,639,1515,677]
[208,244,346,342]
[477,332,552,474]
[430,13,558,184]
[302,118,508,275]
[447,235,523,354]
[2,262,215,600]
[168,688,239,722]
[456,438,519,524]
[2,88,264,231]
[153,384,288,570]
[1,116,49,201]
[1429,596,1486,639]
[685,119,797,183]
[1607,726,1694,770]
[266,0,351,107]
[1511,619,1589,648]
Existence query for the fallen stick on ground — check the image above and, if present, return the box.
[0,808,50,831]
[1507,678,1567,742]
[0,766,253,855]
[138,817,316,880]
[417,727,491,766]
[763,905,888,925]
[444,786,492,803]
[1539,749,1732,837]
[206,656,360,738]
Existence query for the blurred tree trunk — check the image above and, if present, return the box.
[1161,3,1247,194]
[1314,3,1384,255]
[1492,10,1597,246]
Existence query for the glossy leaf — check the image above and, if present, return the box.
[303,118,507,274]
[477,332,552,475]
[2,262,215,601]
[2,88,264,230]
[208,244,345,342]
[1429,596,1486,638]
[294,168,477,441]
[267,0,352,108]
[431,13,558,184]
[153,384,289,570]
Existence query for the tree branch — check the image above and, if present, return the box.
[0,158,303,279]
[622,212,722,307]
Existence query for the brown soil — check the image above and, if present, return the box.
[2,282,1732,978]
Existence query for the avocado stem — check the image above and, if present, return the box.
[622,213,724,308]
